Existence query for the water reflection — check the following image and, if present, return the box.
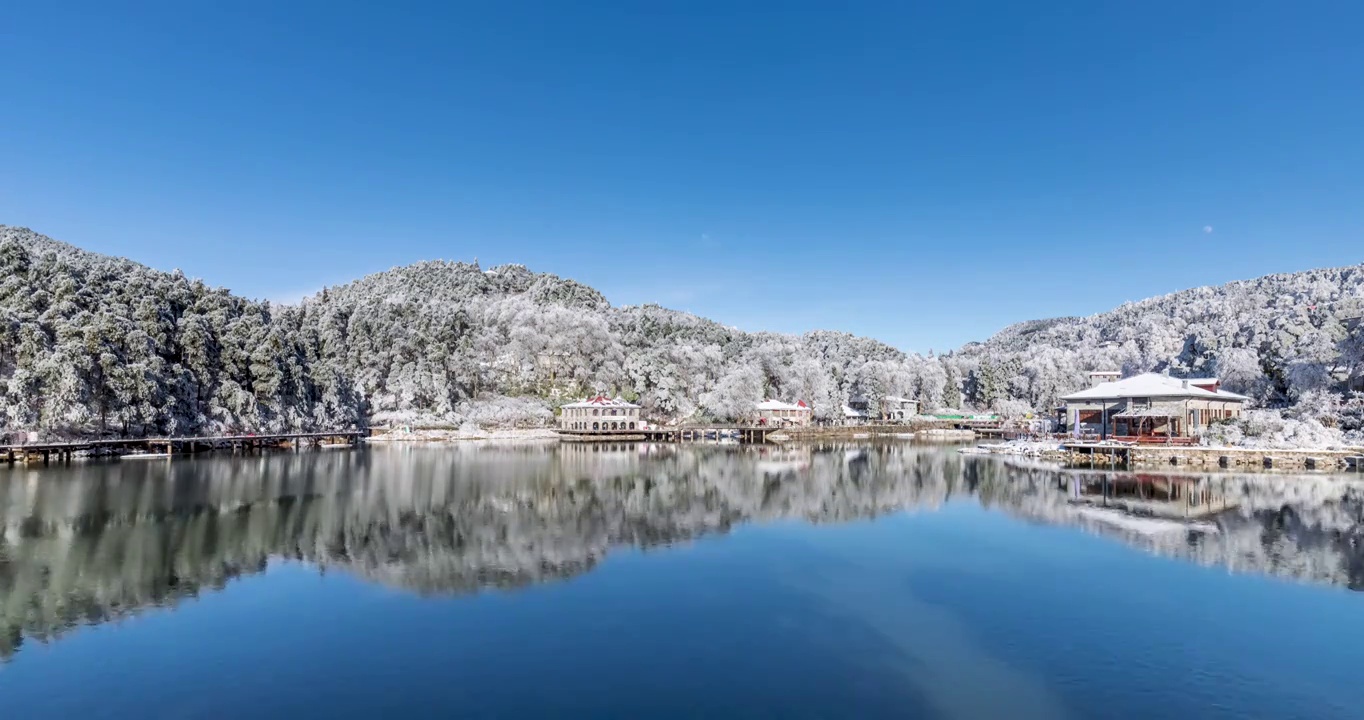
[2,442,1363,659]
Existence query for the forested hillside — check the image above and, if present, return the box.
[951,265,1364,425]
[0,226,942,439]
[2,225,1362,441]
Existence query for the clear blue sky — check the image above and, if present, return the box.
[4,2,1362,352]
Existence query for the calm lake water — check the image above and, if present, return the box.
[2,443,1363,719]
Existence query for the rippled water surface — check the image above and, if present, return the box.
[2,443,1363,719]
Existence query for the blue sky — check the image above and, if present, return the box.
[3,1,1361,352]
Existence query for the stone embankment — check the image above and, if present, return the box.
[968,440,1364,471]
[1062,444,1363,471]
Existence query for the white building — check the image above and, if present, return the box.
[883,396,919,421]
[842,405,870,424]
[756,399,812,427]
[559,395,643,432]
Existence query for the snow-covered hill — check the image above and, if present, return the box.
[2,224,1361,438]
[947,264,1364,424]
[0,226,941,437]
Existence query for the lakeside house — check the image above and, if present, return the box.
[757,399,812,427]
[843,395,919,424]
[883,396,919,421]
[560,395,643,432]
[1059,371,1249,440]
[842,404,870,424]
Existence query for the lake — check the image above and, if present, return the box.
[2,442,1363,719]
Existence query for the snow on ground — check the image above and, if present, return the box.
[369,427,559,443]
[963,439,1065,457]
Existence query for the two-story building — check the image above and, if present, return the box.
[1059,372,1248,440]
[883,396,919,421]
[559,395,643,432]
[844,395,918,424]
[756,400,813,427]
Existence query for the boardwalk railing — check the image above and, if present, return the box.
[3,430,367,463]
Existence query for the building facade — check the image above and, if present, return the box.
[882,396,919,421]
[1059,372,1248,439]
[756,400,813,427]
[559,395,643,432]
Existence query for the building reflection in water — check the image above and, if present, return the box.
[1062,472,1237,519]
[3,442,1364,659]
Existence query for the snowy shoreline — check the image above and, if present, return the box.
[367,427,560,444]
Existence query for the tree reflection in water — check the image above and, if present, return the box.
[3,442,1364,659]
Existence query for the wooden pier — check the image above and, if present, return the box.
[2,430,367,465]
[559,418,993,445]
[559,425,784,444]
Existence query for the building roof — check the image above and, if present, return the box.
[842,406,869,418]
[562,395,640,409]
[884,396,917,405]
[1061,373,1250,403]
[757,399,810,411]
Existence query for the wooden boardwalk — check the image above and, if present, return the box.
[3,430,367,464]
[559,425,783,444]
[560,419,992,445]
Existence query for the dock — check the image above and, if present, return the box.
[559,425,785,444]
[558,418,1001,445]
[2,430,367,464]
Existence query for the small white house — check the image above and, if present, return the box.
[559,395,643,432]
[842,405,870,424]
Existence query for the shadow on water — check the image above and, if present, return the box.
[3,441,1364,660]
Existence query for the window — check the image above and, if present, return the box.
[593,422,599,430]
[593,409,599,416]
[629,422,636,429]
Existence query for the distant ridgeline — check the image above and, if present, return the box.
[0,225,1362,439]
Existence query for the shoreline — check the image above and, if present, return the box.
[965,438,1364,472]
[367,427,560,444]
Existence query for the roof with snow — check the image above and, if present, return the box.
[842,406,869,418]
[884,396,917,404]
[757,400,811,411]
[1062,373,1249,403]
[561,395,641,409]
